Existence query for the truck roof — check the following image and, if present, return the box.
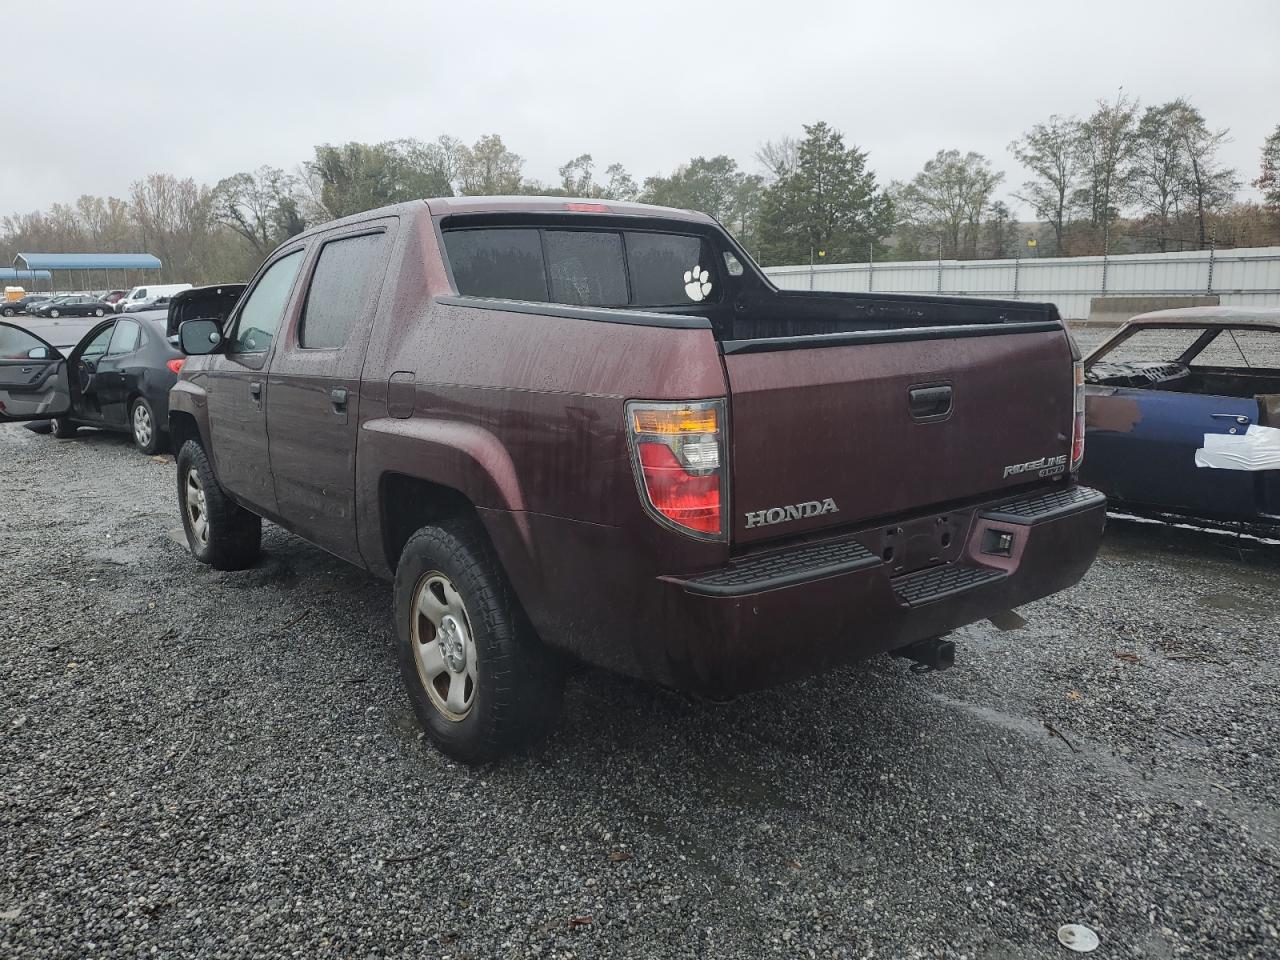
[425,195,716,224]
[282,196,718,251]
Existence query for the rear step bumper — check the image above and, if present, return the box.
[657,484,1105,696]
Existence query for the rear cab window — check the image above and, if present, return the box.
[299,231,387,349]
[443,225,721,309]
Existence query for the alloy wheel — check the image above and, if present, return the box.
[410,571,478,721]
[132,404,153,449]
[184,469,209,545]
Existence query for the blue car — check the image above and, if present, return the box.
[1081,307,1280,535]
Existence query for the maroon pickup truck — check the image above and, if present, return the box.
[0,197,1105,762]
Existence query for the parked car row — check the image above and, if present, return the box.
[0,282,194,318]
[0,284,243,454]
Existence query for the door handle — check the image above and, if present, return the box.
[1210,413,1249,424]
[908,384,953,421]
[329,387,349,412]
[249,381,262,398]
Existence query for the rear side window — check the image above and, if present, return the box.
[299,232,387,349]
[627,233,715,305]
[443,227,722,308]
[107,319,140,355]
[446,229,547,302]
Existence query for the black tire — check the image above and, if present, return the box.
[50,416,78,438]
[394,520,563,764]
[176,440,261,570]
[129,397,166,454]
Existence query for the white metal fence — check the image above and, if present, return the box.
[762,246,1280,320]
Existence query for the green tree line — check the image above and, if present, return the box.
[3,101,1279,286]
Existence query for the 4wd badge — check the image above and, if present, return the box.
[1003,455,1067,479]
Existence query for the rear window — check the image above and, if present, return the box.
[443,227,720,308]
[544,230,628,306]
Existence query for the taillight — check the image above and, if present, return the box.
[627,399,727,539]
[1070,360,1085,471]
[166,358,185,374]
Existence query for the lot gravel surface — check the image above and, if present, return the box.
[2,422,1277,960]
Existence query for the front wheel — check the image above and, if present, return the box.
[176,440,261,570]
[94,308,104,317]
[394,521,564,763]
[129,397,166,454]
[1,307,14,317]
[48,309,59,318]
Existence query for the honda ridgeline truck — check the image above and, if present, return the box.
[0,197,1106,763]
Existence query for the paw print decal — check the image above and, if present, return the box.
[683,265,712,302]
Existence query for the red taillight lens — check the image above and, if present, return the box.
[637,442,722,533]
[627,400,727,540]
[167,358,185,374]
[1071,360,1085,471]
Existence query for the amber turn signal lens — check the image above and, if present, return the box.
[631,406,718,436]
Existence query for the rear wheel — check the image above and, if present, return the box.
[129,397,166,454]
[50,416,77,438]
[176,440,261,570]
[394,521,563,763]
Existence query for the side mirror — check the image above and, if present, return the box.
[179,318,223,355]
[27,346,50,359]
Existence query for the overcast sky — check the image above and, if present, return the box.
[4,0,1277,219]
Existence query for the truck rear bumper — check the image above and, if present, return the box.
[654,485,1106,697]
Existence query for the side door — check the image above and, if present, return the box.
[1086,385,1258,520]
[70,321,117,422]
[0,323,70,422]
[203,247,306,515]
[96,318,141,426]
[266,222,395,563]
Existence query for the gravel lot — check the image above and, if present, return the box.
[2,422,1277,959]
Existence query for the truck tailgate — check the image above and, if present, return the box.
[725,328,1074,544]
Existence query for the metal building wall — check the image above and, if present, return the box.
[763,247,1280,319]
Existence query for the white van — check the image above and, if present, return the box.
[117,283,193,313]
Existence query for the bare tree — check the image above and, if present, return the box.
[1074,91,1140,233]
[756,136,799,181]
[1256,124,1280,212]
[1009,115,1080,254]
[1131,101,1192,251]
[1175,105,1240,248]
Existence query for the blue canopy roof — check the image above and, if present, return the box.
[13,252,162,271]
[0,268,52,281]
